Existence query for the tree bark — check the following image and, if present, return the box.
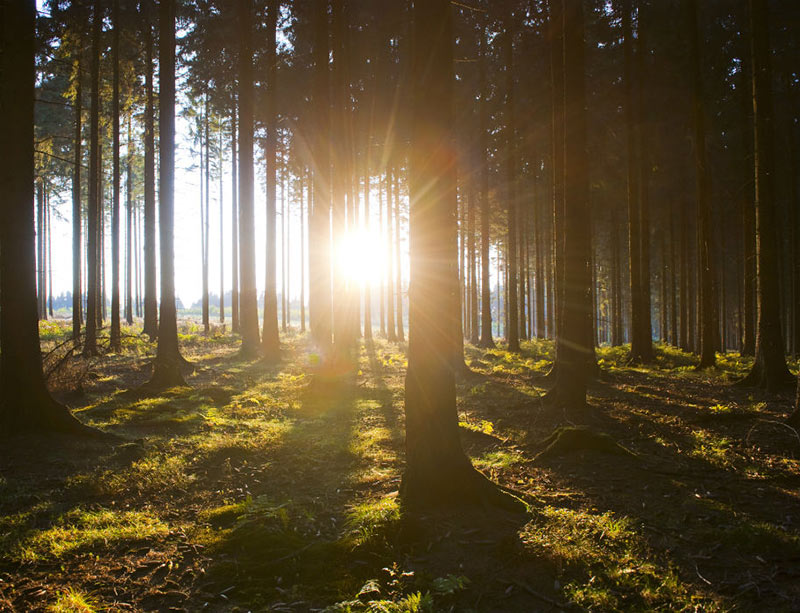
[1,0,97,435]
[262,0,281,361]
[146,0,186,389]
[738,0,793,390]
[72,45,83,339]
[478,26,494,349]
[237,0,261,357]
[142,4,158,339]
[401,0,522,512]
[110,0,122,351]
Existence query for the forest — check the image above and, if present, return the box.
[1,0,800,610]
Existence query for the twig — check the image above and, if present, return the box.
[694,562,712,586]
[746,419,800,447]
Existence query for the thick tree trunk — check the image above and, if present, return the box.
[83,2,101,356]
[386,170,397,342]
[262,0,281,361]
[237,0,261,357]
[547,0,595,408]
[739,0,793,390]
[219,121,225,324]
[309,0,333,354]
[202,98,210,334]
[394,169,405,342]
[1,0,97,435]
[147,0,186,389]
[686,0,717,369]
[401,0,522,512]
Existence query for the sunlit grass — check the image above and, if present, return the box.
[46,588,103,613]
[16,508,169,563]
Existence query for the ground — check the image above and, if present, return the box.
[1,321,799,612]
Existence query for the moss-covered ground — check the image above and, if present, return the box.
[1,321,799,611]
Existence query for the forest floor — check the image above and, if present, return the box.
[1,322,800,612]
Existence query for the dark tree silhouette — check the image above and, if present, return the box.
[1,0,95,435]
[546,0,595,408]
[142,0,158,339]
[110,0,122,352]
[401,0,522,512]
[738,0,793,391]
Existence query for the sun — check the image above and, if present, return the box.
[335,227,386,287]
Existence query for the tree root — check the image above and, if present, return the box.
[533,426,637,462]
[400,462,528,515]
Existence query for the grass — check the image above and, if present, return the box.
[16,508,169,563]
[3,327,799,610]
[47,588,103,613]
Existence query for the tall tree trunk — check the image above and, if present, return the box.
[1,0,96,434]
[203,97,210,334]
[379,173,386,336]
[125,115,134,325]
[219,118,225,324]
[300,169,307,333]
[363,162,373,340]
[548,0,595,407]
[468,184,479,345]
[142,4,158,339]
[37,180,46,320]
[504,13,519,352]
[739,0,793,390]
[550,0,565,350]
[237,0,261,357]
[110,0,122,351]
[261,0,280,360]
[386,170,397,342]
[147,0,186,389]
[231,108,240,333]
[394,168,405,342]
[72,45,83,339]
[401,0,521,512]
[478,26,494,348]
[309,0,332,353]
[686,0,716,369]
[83,2,101,356]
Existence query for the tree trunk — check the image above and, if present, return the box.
[401,0,522,512]
[547,0,595,408]
[478,26,494,349]
[504,13,520,352]
[386,170,397,342]
[83,2,101,356]
[394,168,405,342]
[739,0,793,390]
[686,0,716,369]
[110,0,122,351]
[147,0,186,389]
[1,0,96,434]
[237,0,261,357]
[143,4,158,339]
[72,45,83,339]
[202,97,211,334]
[231,107,240,333]
[309,0,333,353]
[126,115,134,325]
[219,119,225,324]
[262,0,281,360]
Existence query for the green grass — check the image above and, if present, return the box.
[16,508,169,563]
[46,588,103,613]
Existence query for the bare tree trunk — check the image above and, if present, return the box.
[110,0,122,351]
[262,0,281,360]
[231,108,240,333]
[147,0,186,389]
[142,3,158,339]
[219,118,225,324]
[478,26,494,348]
[72,45,83,339]
[739,0,793,390]
[125,115,134,325]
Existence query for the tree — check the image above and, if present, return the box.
[0,0,94,435]
[686,0,716,369]
[110,0,122,352]
[401,0,522,512]
[146,0,186,389]
[237,0,261,357]
[738,0,793,390]
[504,9,520,353]
[477,24,494,349]
[83,0,102,357]
[142,0,158,340]
[546,0,595,408]
[262,0,281,361]
[71,28,84,341]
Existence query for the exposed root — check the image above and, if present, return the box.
[533,426,637,462]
